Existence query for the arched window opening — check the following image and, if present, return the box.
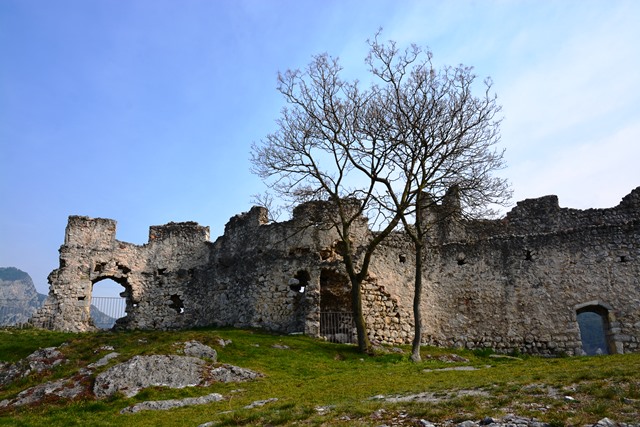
[577,306,612,355]
[91,278,127,329]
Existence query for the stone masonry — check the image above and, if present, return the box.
[31,187,640,356]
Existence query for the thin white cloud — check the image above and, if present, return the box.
[509,121,640,209]
[500,2,640,147]
[490,1,640,210]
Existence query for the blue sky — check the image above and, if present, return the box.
[1,0,639,295]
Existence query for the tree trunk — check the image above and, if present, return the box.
[351,276,372,354]
[410,242,423,362]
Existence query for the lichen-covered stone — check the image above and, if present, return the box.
[0,347,66,387]
[93,355,206,398]
[183,341,217,361]
[120,392,223,414]
[208,364,263,383]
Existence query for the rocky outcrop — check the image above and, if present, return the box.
[1,340,262,409]
[120,393,224,414]
[0,374,89,408]
[209,364,264,383]
[0,267,45,325]
[183,340,218,360]
[0,347,87,408]
[0,347,66,387]
[93,355,208,398]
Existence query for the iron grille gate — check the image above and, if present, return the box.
[320,311,356,344]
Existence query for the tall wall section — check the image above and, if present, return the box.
[184,199,410,342]
[407,187,640,355]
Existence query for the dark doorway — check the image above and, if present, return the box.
[577,306,611,355]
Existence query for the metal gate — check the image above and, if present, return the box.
[320,311,356,343]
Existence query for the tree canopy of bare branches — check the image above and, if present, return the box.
[362,35,511,360]
[251,32,510,354]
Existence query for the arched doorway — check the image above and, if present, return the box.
[91,278,127,329]
[576,304,612,355]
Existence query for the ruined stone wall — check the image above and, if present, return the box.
[372,186,640,355]
[419,222,640,355]
[32,201,385,337]
[33,187,640,356]
[31,217,212,331]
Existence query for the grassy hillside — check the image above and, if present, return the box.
[1,327,639,426]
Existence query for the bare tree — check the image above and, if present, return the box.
[251,52,415,354]
[362,34,511,361]
[251,34,510,355]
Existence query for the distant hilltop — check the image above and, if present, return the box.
[0,267,45,325]
[0,266,32,282]
[0,267,44,301]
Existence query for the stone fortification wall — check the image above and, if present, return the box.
[31,217,212,331]
[32,187,640,356]
[418,222,640,355]
[398,186,640,355]
[31,201,391,337]
[204,201,381,338]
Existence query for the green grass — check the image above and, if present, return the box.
[1,327,639,426]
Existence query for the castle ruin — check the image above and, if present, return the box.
[31,187,640,356]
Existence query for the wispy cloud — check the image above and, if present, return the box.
[510,121,640,208]
[492,2,640,207]
[501,5,639,144]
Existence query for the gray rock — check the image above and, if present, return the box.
[0,362,22,387]
[183,340,217,361]
[592,419,618,427]
[0,375,88,408]
[120,392,223,413]
[315,405,332,415]
[243,397,278,409]
[0,347,65,387]
[501,414,546,426]
[209,364,263,383]
[479,417,495,425]
[217,338,232,347]
[93,355,206,398]
[422,366,480,373]
[24,347,65,373]
[87,352,119,368]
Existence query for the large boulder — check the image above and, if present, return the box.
[93,355,206,398]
